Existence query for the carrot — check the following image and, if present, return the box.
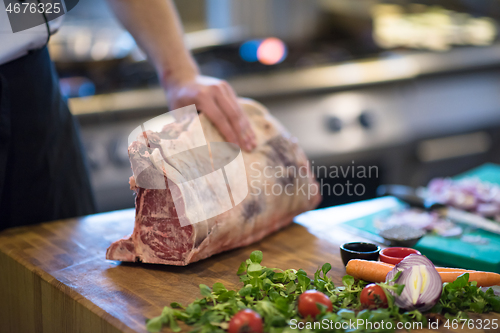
[435,267,472,273]
[345,259,500,287]
[440,271,500,287]
[345,259,393,283]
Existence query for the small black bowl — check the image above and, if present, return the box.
[379,226,426,248]
[340,242,381,267]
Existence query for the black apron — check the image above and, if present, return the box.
[0,47,96,230]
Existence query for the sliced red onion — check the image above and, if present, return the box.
[476,203,500,217]
[376,209,461,236]
[426,177,500,218]
[386,254,442,312]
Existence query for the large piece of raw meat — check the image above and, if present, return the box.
[106,99,321,265]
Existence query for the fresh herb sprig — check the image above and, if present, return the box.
[146,251,500,333]
[431,273,500,320]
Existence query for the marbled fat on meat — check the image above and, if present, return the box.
[106,99,321,265]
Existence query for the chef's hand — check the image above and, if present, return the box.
[165,75,256,152]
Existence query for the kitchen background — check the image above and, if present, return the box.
[50,0,500,212]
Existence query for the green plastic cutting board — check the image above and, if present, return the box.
[351,163,500,272]
[295,163,500,272]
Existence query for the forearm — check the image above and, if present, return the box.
[106,0,199,87]
[107,0,256,150]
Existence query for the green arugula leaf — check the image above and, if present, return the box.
[212,282,227,294]
[238,285,252,297]
[321,263,332,276]
[145,315,164,333]
[236,261,247,275]
[199,284,212,298]
[247,263,263,277]
[450,273,469,289]
[250,250,263,263]
[337,309,355,320]
[342,275,354,287]
[286,281,296,294]
[145,251,500,333]
[170,302,184,309]
[297,273,311,292]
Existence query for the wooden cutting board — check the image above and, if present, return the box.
[0,208,498,333]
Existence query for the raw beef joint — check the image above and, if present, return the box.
[106,99,321,265]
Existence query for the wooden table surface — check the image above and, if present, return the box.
[1,205,499,333]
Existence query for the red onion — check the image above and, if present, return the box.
[376,209,462,237]
[385,254,442,312]
[427,177,500,217]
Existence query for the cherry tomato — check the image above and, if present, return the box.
[228,309,263,333]
[297,290,333,319]
[360,284,388,308]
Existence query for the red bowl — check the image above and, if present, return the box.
[379,247,421,265]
